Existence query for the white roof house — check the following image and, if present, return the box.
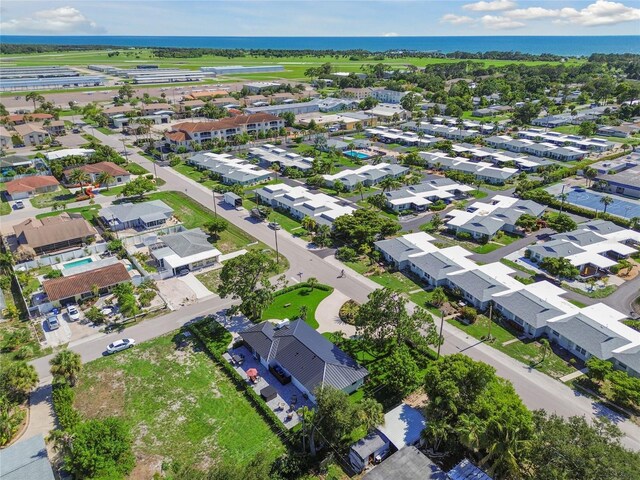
[45,148,95,161]
[188,152,272,185]
[248,144,314,172]
[322,162,408,190]
[375,403,427,450]
[253,183,355,226]
[150,228,221,273]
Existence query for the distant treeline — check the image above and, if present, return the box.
[0,44,122,55]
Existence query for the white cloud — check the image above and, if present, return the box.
[463,0,517,12]
[0,6,104,34]
[481,15,526,29]
[382,32,399,37]
[441,14,477,25]
[506,0,640,26]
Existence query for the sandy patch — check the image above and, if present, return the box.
[74,370,125,419]
[129,453,165,480]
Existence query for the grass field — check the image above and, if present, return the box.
[0,49,583,87]
[552,125,640,146]
[147,191,256,253]
[35,204,101,221]
[73,332,285,478]
[29,188,76,209]
[261,284,333,329]
[0,197,11,216]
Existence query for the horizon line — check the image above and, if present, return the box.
[1,34,639,38]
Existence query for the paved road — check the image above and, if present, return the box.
[28,128,640,451]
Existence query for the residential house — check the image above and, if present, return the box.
[149,228,221,275]
[1,113,53,125]
[99,200,174,231]
[342,87,371,100]
[63,161,130,187]
[445,195,546,240]
[13,214,97,255]
[43,263,130,305]
[188,152,272,185]
[446,263,523,311]
[5,175,60,200]
[370,88,410,104]
[44,120,65,136]
[0,125,12,148]
[45,148,95,162]
[373,232,438,269]
[384,178,474,212]
[596,165,640,199]
[248,144,314,173]
[254,183,355,227]
[349,432,391,473]
[597,124,640,138]
[526,220,640,277]
[363,446,446,480]
[517,129,615,152]
[316,98,358,112]
[102,105,137,118]
[0,154,33,170]
[407,246,477,288]
[240,319,368,402]
[14,123,48,146]
[164,113,285,150]
[366,103,411,122]
[419,152,519,185]
[0,435,55,480]
[177,99,206,114]
[322,163,408,190]
[140,103,173,115]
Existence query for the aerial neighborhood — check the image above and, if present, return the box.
[1,34,640,480]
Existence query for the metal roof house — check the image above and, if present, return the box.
[349,431,391,473]
[363,446,447,480]
[239,319,368,402]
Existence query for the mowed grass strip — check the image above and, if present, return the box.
[261,284,333,329]
[73,332,285,473]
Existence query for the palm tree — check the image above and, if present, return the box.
[3,361,38,400]
[49,350,82,386]
[583,167,597,187]
[301,216,317,233]
[379,177,401,192]
[480,420,527,479]
[357,398,384,433]
[539,338,550,363]
[630,217,640,231]
[456,413,483,452]
[306,277,319,292]
[68,169,91,194]
[354,181,365,201]
[600,195,614,215]
[271,163,281,180]
[96,171,115,190]
[558,193,568,215]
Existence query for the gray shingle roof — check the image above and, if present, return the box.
[527,240,586,259]
[582,220,626,235]
[0,435,55,480]
[612,344,640,377]
[449,270,509,303]
[100,200,173,224]
[459,216,505,236]
[493,290,564,329]
[554,230,605,247]
[240,319,368,394]
[374,237,424,264]
[364,446,447,480]
[351,431,388,459]
[160,228,214,257]
[410,252,465,281]
[550,313,630,359]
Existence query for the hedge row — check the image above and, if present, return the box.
[273,282,332,297]
[187,320,293,445]
[51,383,82,431]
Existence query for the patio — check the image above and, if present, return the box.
[223,345,313,429]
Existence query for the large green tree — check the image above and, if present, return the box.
[121,176,157,199]
[218,250,279,321]
[332,209,400,249]
[1,361,38,401]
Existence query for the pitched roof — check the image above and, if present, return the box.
[63,161,128,177]
[160,228,213,257]
[240,319,368,393]
[5,175,60,195]
[43,263,130,301]
[550,313,630,359]
[171,113,283,133]
[492,289,565,329]
[364,446,446,480]
[100,200,173,224]
[13,214,96,250]
[448,269,509,303]
[0,435,55,480]
[14,123,47,136]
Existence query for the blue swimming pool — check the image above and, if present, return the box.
[63,258,94,269]
[344,150,371,160]
[565,190,640,219]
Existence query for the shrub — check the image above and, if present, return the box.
[339,300,360,325]
[52,383,81,431]
[336,246,358,262]
[45,269,63,279]
[456,231,472,241]
[169,158,181,167]
[460,306,478,323]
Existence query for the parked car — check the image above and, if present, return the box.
[106,338,136,354]
[101,306,115,317]
[13,201,25,210]
[268,222,281,230]
[67,305,81,321]
[46,315,60,331]
[177,268,190,277]
[72,128,81,133]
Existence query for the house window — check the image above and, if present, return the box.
[576,346,587,355]
[552,330,560,337]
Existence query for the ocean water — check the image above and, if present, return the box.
[1,36,638,56]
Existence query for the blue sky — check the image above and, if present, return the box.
[1,0,639,36]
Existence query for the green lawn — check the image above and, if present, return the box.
[35,204,101,221]
[469,189,488,199]
[73,332,285,475]
[29,188,76,209]
[0,197,10,216]
[196,269,222,294]
[125,163,149,175]
[344,259,425,295]
[98,185,127,196]
[261,284,333,329]
[172,161,219,188]
[552,125,639,146]
[447,315,577,379]
[493,232,522,246]
[472,243,502,254]
[96,127,116,135]
[500,259,538,276]
[147,191,257,254]
[243,198,304,235]
[562,283,617,299]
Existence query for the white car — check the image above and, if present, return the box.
[106,338,135,354]
[101,306,114,317]
[67,305,81,321]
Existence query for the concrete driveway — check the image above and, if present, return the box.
[157,275,212,310]
[41,317,72,347]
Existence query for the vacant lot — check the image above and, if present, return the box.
[74,332,285,478]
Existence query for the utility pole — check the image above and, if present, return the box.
[487,303,493,342]
[212,189,218,217]
[437,311,445,359]
[121,138,129,164]
[274,226,280,264]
